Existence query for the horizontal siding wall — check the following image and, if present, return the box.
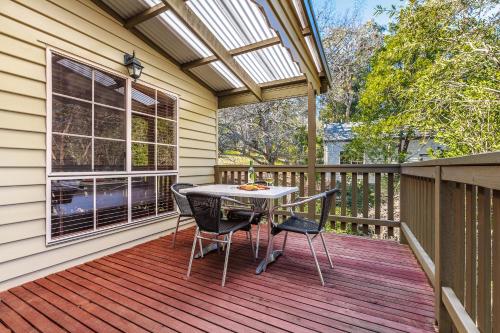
[0,0,217,290]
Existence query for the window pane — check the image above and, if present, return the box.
[52,134,92,172]
[96,178,128,228]
[52,54,92,100]
[94,105,126,139]
[94,139,126,171]
[131,83,155,115]
[52,95,92,136]
[132,113,155,143]
[132,143,155,171]
[51,179,94,238]
[94,70,126,108]
[157,91,176,119]
[157,119,175,145]
[132,176,156,220]
[158,175,175,214]
[157,145,176,170]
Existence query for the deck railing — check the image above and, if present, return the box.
[214,151,500,332]
[214,164,401,238]
[400,152,499,333]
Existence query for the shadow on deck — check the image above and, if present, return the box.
[0,227,436,332]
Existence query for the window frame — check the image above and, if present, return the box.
[45,48,179,245]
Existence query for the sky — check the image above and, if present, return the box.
[312,0,405,27]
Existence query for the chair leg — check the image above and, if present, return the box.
[282,231,288,254]
[320,232,334,268]
[248,230,255,258]
[222,231,233,287]
[172,215,181,247]
[306,233,325,286]
[255,223,261,259]
[187,227,199,278]
[198,236,204,258]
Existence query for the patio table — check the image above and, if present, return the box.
[180,184,298,274]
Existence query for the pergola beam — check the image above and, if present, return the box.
[124,3,168,29]
[182,36,281,70]
[218,76,309,108]
[216,75,307,97]
[163,0,262,101]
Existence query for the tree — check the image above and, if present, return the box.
[348,0,500,161]
[316,1,384,123]
[218,98,320,165]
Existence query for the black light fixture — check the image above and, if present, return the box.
[124,51,144,82]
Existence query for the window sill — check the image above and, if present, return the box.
[46,211,179,247]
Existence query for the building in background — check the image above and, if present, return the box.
[323,123,441,164]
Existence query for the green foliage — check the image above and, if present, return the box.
[347,0,500,160]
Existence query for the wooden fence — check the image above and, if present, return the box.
[214,164,401,238]
[215,152,500,332]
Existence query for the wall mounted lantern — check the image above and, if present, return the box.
[124,51,144,82]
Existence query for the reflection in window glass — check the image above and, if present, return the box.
[158,175,175,214]
[157,145,176,170]
[52,96,92,136]
[52,54,92,100]
[51,179,94,238]
[131,82,156,115]
[132,113,155,142]
[94,139,126,171]
[157,91,176,119]
[132,176,156,220]
[157,118,175,145]
[52,134,92,172]
[94,105,126,139]
[132,143,155,171]
[96,178,128,228]
[94,70,126,109]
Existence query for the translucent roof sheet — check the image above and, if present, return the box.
[100,0,328,94]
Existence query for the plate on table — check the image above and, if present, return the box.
[237,184,270,191]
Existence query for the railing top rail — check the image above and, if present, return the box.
[402,151,500,167]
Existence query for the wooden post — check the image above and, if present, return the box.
[307,82,316,219]
[435,166,453,331]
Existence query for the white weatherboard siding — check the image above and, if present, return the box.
[0,0,217,290]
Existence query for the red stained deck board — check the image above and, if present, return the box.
[0,227,436,333]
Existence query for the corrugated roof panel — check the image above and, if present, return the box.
[235,45,301,83]
[190,63,241,91]
[103,0,149,19]
[137,19,202,63]
[187,0,276,50]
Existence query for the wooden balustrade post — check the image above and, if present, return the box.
[214,165,220,184]
[307,82,316,219]
[435,166,453,331]
[400,174,408,244]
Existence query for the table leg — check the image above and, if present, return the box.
[256,199,283,274]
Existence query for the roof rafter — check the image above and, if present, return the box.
[181,36,281,70]
[124,2,168,29]
[162,0,262,101]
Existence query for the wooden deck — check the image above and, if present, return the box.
[0,227,436,332]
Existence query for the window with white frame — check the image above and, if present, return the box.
[47,51,178,243]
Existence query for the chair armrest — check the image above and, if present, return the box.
[221,197,255,211]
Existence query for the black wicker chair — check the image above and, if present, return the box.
[226,180,268,258]
[186,192,255,286]
[270,188,339,286]
[171,183,197,247]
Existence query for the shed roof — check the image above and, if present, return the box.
[93,0,330,107]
